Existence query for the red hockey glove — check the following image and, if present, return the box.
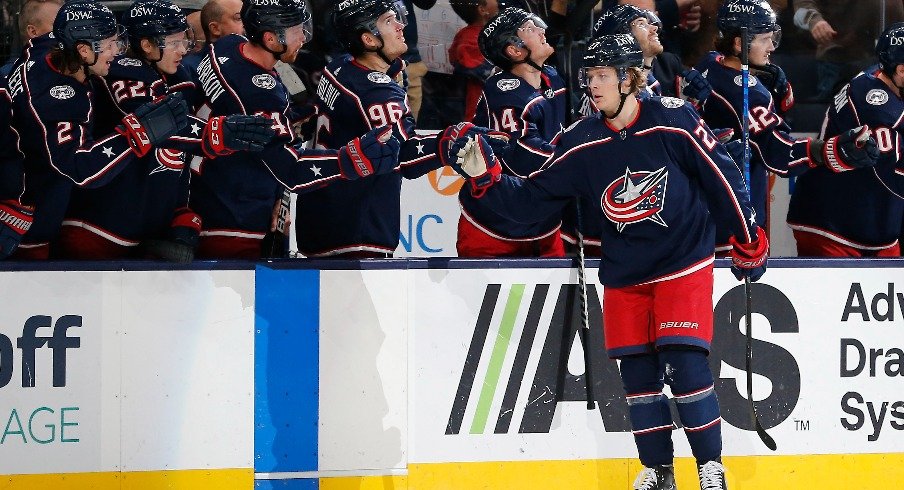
[117,92,189,157]
[338,127,400,180]
[0,199,34,259]
[729,226,769,282]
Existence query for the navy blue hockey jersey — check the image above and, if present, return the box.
[8,50,140,246]
[787,66,904,249]
[295,55,439,256]
[480,96,757,287]
[0,80,24,202]
[191,34,346,239]
[696,51,813,248]
[63,57,205,244]
[465,66,566,240]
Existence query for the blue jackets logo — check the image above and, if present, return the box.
[603,166,668,232]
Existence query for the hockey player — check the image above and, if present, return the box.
[695,0,879,252]
[190,0,405,259]
[567,3,713,255]
[58,0,274,261]
[450,34,769,490]
[787,23,904,257]
[294,0,492,258]
[453,6,566,257]
[0,79,31,259]
[7,0,190,259]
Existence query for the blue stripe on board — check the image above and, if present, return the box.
[255,266,320,477]
[254,478,319,489]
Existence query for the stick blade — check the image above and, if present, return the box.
[754,417,778,451]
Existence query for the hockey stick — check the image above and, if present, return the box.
[561,12,595,410]
[741,27,777,451]
[261,188,291,258]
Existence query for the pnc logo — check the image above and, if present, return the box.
[427,167,465,196]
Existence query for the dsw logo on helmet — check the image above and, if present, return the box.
[66,11,94,21]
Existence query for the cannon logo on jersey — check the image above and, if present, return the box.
[733,75,757,87]
[252,74,277,90]
[118,58,143,67]
[50,85,75,100]
[602,166,668,232]
[866,89,889,106]
[367,72,392,84]
[660,97,684,109]
[497,79,520,91]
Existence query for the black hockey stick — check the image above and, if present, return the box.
[741,27,777,451]
[561,6,597,410]
[261,187,291,258]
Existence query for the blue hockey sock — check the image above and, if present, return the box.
[660,349,722,463]
[619,354,675,467]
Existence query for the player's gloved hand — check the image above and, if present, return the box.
[338,127,400,180]
[724,139,746,165]
[438,122,480,167]
[811,125,880,172]
[142,207,201,263]
[729,226,768,282]
[201,114,276,158]
[712,127,735,144]
[118,92,189,157]
[680,68,712,103]
[0,199,34,259]
[452,135,502,198]
[755,64,794,112]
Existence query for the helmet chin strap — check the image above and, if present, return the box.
[261,31,289,61]
[513,48,552,95]
[366,36,397,67]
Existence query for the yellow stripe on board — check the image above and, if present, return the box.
[321,454,904,490]
[0,468,252,490]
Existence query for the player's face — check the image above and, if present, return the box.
[215,0,245,37]
[376,10,407,59]
[630,16,662,58]
[748,31,777,65]
[276,23,307,64]
[87,34,127,77]
[585,66,627,113]
[517,20,553,63]
[154,31,193,74]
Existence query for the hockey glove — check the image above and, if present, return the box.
[755,64,794,113]
[680,68,712,104]
[141,208,201,263]
[810,125,879,173]
[338,127,401,180]
[712,127,735,144]
[118,92,189,157]
[729,226,768,282]
[453,135,502,198]
[0,199,34,259]
[201,114,276,158]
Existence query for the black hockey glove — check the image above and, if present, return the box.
[0,199,34,259]
[141,208,201,264]
[118,92,189,157]
[729,226,768,282]
[680,68,712,104]
[810,125,880,173]
[201,114,276,158]
[338,127,400,180]
[754,64,794,113]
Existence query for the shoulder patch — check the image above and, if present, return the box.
[50,85,75,100]
[252,74,277,90]
[734,75,757,87]
[866,89,889,106]
[660,97,685,108]
[117,58,143,67]
[367,72,392,84]
[497,79,520,91]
